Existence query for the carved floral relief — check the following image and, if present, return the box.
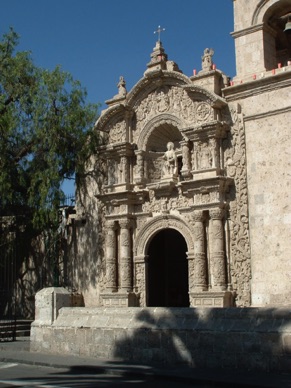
[108,120,126,144]
[224,105,251,307]
[133,86,213,143]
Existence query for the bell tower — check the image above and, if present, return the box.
[223,0,291,307]
[232,0,291,78]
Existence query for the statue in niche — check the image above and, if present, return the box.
[162,142,178,177]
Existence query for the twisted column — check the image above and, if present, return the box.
[209,208,226,291]
[105,220,117,292]
[193,210,207,291]
[119,219,132,292]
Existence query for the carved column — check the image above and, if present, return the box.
[209,208,226,291]
[134,150,146,185]
[105,220,117,292]
[180,140,192,179]
[119,219,132,292]
[193,211,207,291]
[119,156,129,183]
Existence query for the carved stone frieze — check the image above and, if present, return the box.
[133,86,215,145]
[192,138,218,171]
[108,119,126,144]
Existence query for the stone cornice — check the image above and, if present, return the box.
[222,71,291,101]
[182,84,227,108]
[95,104,130,132]
[243,106,291,122]
[231,23,264,39]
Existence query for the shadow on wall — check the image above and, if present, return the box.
[112,307,291,372]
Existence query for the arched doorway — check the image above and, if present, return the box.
[147,229,189,307]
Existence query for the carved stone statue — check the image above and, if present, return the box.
[201,48,214,72]
[162,142,178,178]
[116,76,127,97]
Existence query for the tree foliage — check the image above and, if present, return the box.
[0,28,99,228]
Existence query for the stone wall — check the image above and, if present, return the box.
[31,305,291,372]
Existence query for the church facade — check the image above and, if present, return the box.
[72,0,291,310]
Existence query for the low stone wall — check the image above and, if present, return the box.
[31,304,291,372]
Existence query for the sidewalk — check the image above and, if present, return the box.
[1,337,291,387]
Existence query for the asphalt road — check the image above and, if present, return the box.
[0,362,208,387]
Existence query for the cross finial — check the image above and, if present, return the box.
[154,25,165,42]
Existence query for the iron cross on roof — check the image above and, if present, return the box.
[154,25,165,42]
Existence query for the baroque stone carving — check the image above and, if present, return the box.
[162,142,178,178]
[134,215,195,256]
[224,105,251,307]
[201,48,214,72]
[134,86,214,145]
[109,120,126,144]
[192,139,216,170]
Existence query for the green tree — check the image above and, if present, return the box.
[0,28,99,228]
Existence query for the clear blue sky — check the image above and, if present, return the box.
[1,0,235,194]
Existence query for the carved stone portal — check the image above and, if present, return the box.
[94,42,250,308]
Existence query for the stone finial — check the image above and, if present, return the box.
[201,48,214,72]
[116,76,127,98]
[146,40,168,72]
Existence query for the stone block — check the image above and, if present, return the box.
[34,287,71,325]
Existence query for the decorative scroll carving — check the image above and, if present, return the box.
[224,105,251,307]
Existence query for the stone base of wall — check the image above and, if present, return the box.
[31,307,291,372]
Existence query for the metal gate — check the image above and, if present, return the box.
[0,217,17,341]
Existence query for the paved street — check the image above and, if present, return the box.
[0,362,206,387]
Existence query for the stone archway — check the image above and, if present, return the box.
[134,215,195,307]
[147,228,189,307]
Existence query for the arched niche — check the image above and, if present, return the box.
[137,113,184,152]
[253,0,291,68]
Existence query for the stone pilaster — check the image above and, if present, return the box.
[119,219,132,292]
[134,255,148,307]
[105,220,117,292]
[209,208,226,291]
[193,210,207,291]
